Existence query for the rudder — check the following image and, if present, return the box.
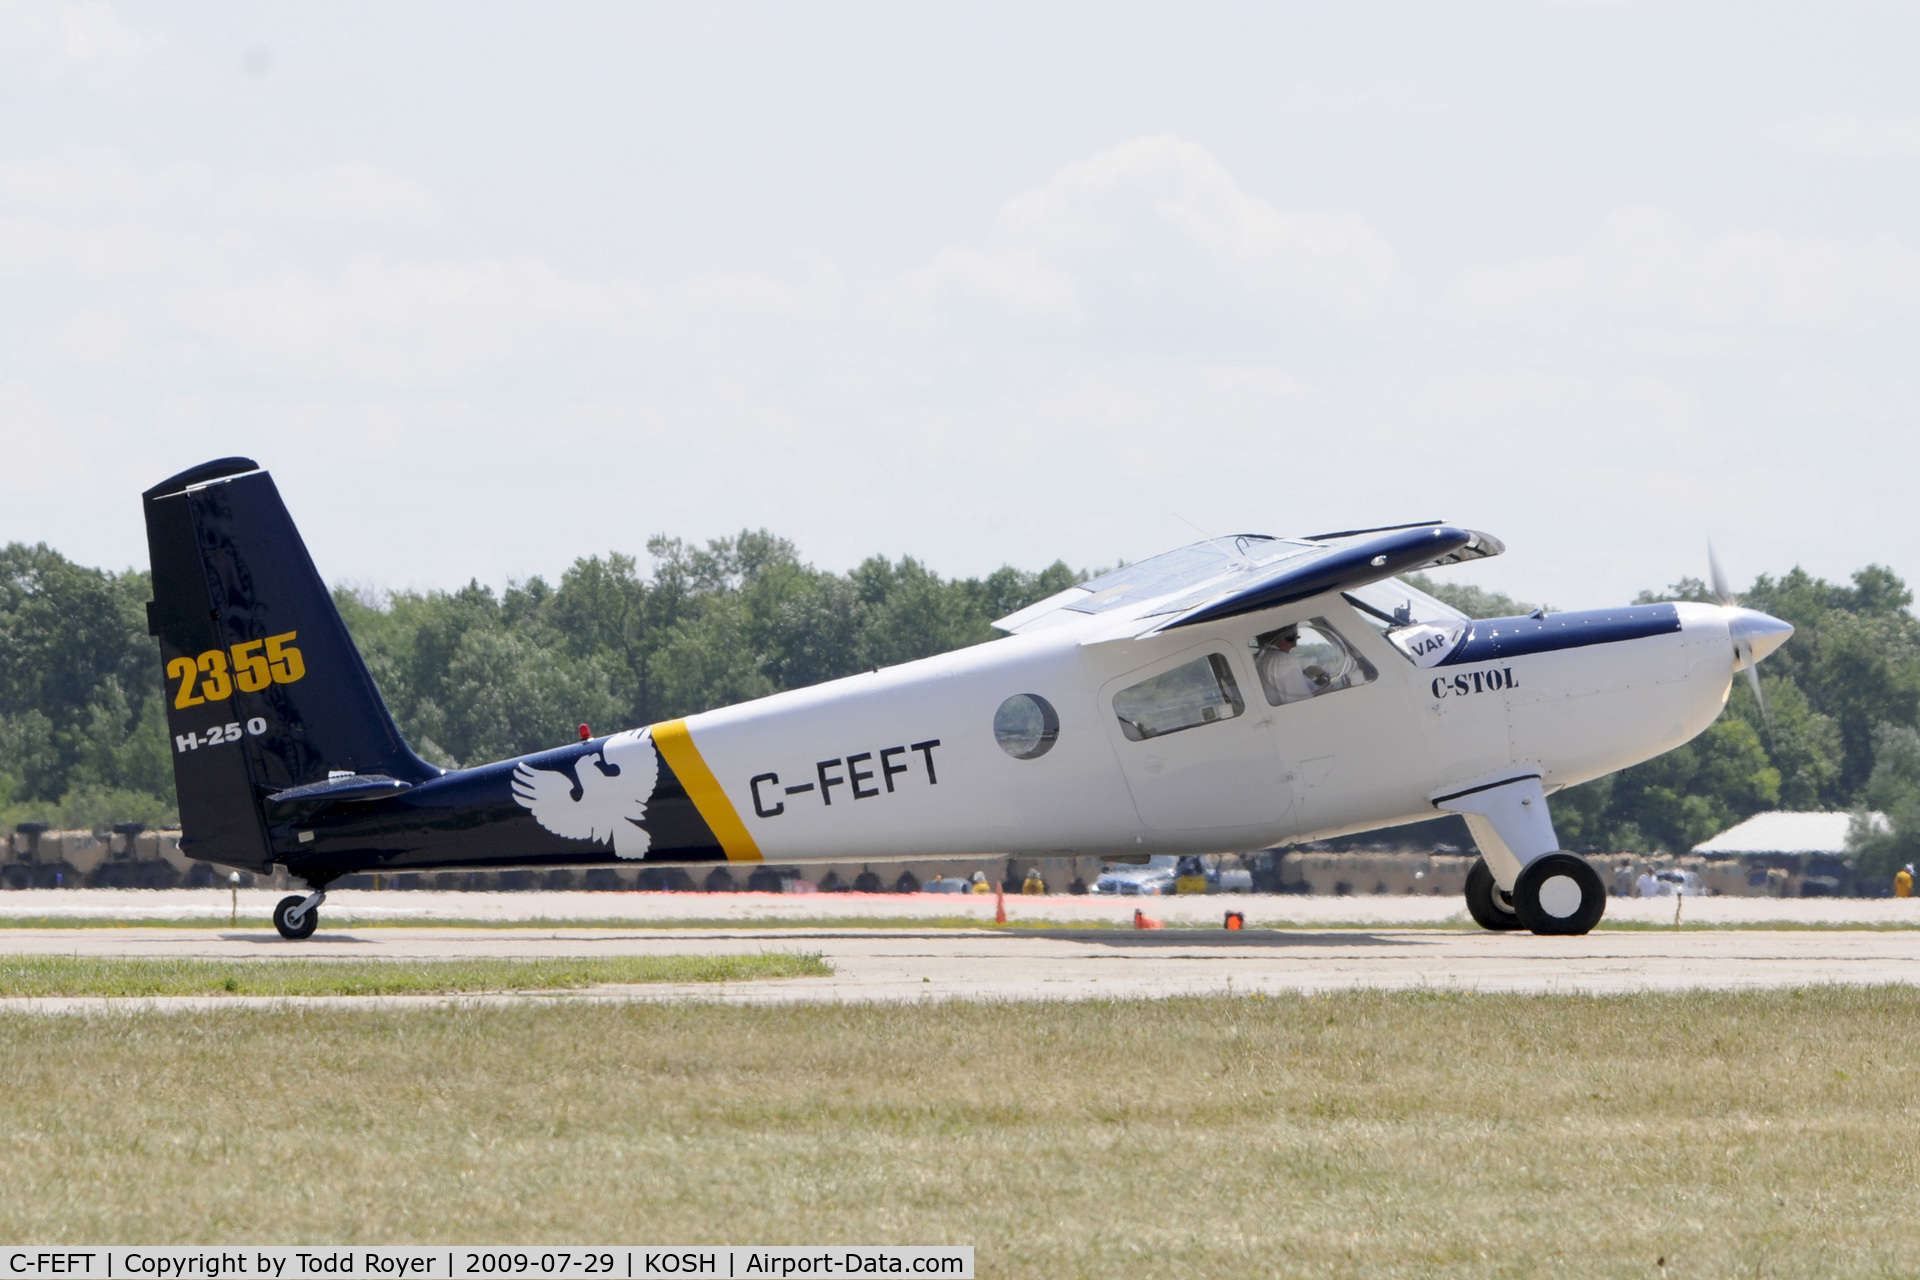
[144,459,436,871]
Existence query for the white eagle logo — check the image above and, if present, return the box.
[510,727,659,859]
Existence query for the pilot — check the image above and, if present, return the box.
[1256,625,1323,705]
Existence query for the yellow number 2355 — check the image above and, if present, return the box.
[169,632,306,708]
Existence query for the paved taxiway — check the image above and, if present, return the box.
[11,887,1920,927]
[3,924,1918,1011]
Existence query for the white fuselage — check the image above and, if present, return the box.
[674,595,1738,862]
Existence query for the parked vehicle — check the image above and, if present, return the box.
[1091,856,1178,896]
[1172,854,1256,894]
[1654,868,1707,896]
[1216,862,1255,893]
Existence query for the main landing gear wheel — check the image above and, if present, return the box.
[1513,853,1606,936]
[1465,857,1523,931]
[273,894,319,940]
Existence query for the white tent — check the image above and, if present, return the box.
[1692,811,1888,857]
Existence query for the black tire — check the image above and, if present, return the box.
[1465,857,1523,931]
[273,894,318,940]
[1513,853,1607,936]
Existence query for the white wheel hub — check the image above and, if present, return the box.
[1537,874,1583,918]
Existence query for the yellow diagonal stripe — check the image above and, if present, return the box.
[652,718,762,863]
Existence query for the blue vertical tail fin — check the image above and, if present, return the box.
[143,459,435,871]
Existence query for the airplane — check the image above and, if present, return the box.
[142,457,1795,940]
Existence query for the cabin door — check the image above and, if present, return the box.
[1100,644,1295,833]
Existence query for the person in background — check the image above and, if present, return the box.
[1635,866,1660,899]
[969,870,992,895]
[1896,864,1914,899]
[1022,867,1047,895]
[1174,855,1210,895]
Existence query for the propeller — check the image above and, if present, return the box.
[1709,541,1771,736]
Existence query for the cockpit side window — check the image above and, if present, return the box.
[1113,653,1245,742]
[1251,618,1378,706]
[1344,579,1470,668]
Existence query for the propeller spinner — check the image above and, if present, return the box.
[1708,541,1794,735]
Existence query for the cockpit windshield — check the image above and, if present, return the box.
[1343,578,1471,668]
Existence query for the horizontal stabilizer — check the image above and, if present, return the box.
[266,774,414,816]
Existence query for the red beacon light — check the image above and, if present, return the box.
[578,724,591,741]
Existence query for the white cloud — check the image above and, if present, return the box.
[927,135,1422,334]
[0,0,159,88]
[217,165,443,228]
[1765,114,1920,160]
[0,148,441,227]
[1442,205,1920,345]
[9,140,1919,398]
[1286,80,1454,117]
[0,375,166,526]
[1777,365,1919,426]
[5,136,1920,606]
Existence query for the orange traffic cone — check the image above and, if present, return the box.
[1133,908,1162,930]
[995,883,1007,925]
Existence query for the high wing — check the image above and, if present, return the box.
[993,522,1505,642]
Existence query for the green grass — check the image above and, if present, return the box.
[4,989,1920,1276]
[0,952,829,997]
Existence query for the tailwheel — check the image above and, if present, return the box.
[1464,857,1523,931]
[1513,853,1606,936]
[272,892,322,940]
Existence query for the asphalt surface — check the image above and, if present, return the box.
[4,922,1919,1011]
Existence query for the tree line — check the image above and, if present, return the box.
[333,533,1082,770]
[3,536,1916,875]
[0,534,1080,830]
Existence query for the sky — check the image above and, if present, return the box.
[1,0,1916,609]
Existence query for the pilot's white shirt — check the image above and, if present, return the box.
[1258,647,1316,705]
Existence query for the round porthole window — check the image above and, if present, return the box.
[994,693,1059,760]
